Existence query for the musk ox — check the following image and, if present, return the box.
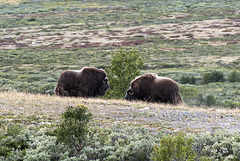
[55,67,109,97]
[125,73,183,105]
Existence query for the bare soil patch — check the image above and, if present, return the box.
[1,18,239,50]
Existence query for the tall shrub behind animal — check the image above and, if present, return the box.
[125,73,183,105]
[55,67,109,97]
[105,50,144,99]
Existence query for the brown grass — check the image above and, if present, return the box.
[0,0,22,4]
[1,91,240,133]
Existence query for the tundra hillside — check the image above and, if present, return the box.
[0,1,240,160]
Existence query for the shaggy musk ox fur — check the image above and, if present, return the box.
[55,67,109,97]
[125,73,183,105]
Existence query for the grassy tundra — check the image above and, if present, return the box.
[0,0,240,160]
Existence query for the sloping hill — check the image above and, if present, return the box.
[1,91,239,134]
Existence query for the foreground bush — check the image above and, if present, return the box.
[0,122,77,161]
[1,121,240,160]
[152,132,198,161]
[192,130,240,161]
[80,125,164,161]
[56,105,92,156]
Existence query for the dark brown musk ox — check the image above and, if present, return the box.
[55,67,109,97]
[125,73,183,105]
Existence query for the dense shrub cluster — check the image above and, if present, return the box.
[192,130,240,161]
[1,114,240,161]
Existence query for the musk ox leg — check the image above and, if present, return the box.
[55,87,69,96]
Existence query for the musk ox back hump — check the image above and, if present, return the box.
[125,73,183,105]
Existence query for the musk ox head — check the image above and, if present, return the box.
[55,67,109,97]
[125,73,183,105]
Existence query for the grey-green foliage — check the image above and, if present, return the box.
[105,50,144,99]
[1,122,240,161]
[80,125,164,161]
[0,122,77,161]
[24,130,78,161]
[192,130,240,161]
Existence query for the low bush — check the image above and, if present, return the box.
[205,95,216,107]
[0,121,28,160]
[180,76,196,84]
[228,70,240,82]
[56,105,92,156]
[202,71,224,84]
[152,132,198,161]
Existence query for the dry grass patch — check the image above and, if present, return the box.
[1,91,240,133]
[0,0,22,4]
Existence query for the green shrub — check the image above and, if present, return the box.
[105,50,144,99]
[180,76,196,84]
[205,95,216,107]
[152,132,198,161]
[202,71,224,84]
[56,105,92,156]
[228,70,240,82]
[0,121,27,160]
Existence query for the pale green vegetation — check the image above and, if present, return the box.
[0,0,239,107]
